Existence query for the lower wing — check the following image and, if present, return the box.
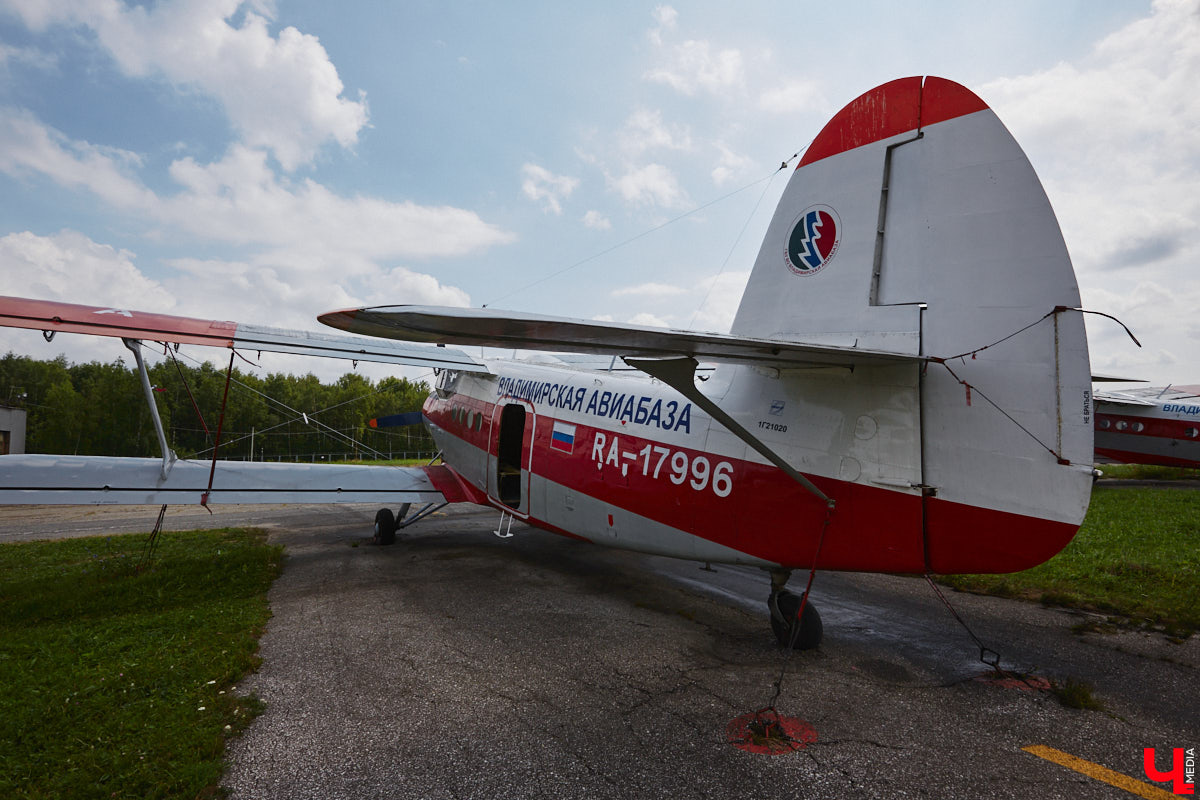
[0,455,471,506]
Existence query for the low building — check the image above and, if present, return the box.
[0,406,27,455]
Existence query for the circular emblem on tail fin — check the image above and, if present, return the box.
[785,205,840,275]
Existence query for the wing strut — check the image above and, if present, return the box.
[624,356,833,507]
[123,339,177,481]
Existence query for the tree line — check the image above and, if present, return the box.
[1,353,436,461]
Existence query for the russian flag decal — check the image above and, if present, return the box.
[550,421,576,453]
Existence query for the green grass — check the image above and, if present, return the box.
[1095,463,1200,481]
[0,529,283,800]
[942,487,1200,636]
[335,458,431,467]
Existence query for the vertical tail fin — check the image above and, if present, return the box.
[733,77,1092,572]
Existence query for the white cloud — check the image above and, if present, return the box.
[581,210,611,230]
[758,79,826,115]
[644,7,743,97]
[976,0,1200,384]
[0,229,474,382]
[4,0,367,171]
[0,115,515,261]
[651,6,678,31]
[710,141,753,186]
[165,146,516,260]
[689,270,750,332]
[646,40,743,96]
[628,312,670,327]
[0,106,156,209]
[520,163,579,215]
[0,41,58,71]
[0,229,173,308]
[0,230,178,366]
[611,282,686,298]
[608,163,688,208]
[618,109,693,156]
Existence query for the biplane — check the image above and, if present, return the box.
[1093,384,1200,469]
[0,77,1095,649]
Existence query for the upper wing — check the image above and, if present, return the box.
[1095,384,1200,407]
[0,454,476,506]
[1093,391,1157,408]
[318,305,923,369]
[0,295,489,373]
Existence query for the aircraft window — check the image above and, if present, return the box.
[1186,427,1199,439]
[435,369,460,399]
[1097,418,1111,430]
[1115,421,1128,431]
[1131,422,1145,433]
[474,413,483,432]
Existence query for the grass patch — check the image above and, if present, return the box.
[0,528,283,800]
[942,487,1200,636]
[1052,678,1104,711]
[1095,463,1200,481]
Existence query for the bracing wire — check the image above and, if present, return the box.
[481,159,802,310]
[166,347,435,460]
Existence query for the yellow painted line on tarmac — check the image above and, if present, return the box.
[1023,745,1179,799]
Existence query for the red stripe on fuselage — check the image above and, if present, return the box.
[427,381,1079,574]
[526,415,1076,574]
[1095,412,1200,441]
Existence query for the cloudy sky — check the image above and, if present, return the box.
[0,0,1196,386]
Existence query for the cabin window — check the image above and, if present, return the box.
[435,369,460,399]
[1186,427,1199,439]
[1097,418,1111,430]
[1131,422,1145,433]
[1115,421,1128,431]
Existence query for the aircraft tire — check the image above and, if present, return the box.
[769,590,822,650]
[374,507,397,545]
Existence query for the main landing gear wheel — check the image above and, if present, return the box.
[769,589,823,650]
[374,508,397,545]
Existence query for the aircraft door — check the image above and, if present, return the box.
[490,402,533,515]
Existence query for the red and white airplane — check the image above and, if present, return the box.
[0,77,1095,649]
[1094,385,1200,469]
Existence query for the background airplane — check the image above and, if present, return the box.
[0,76,1096,650]
[1093,384,1200,469]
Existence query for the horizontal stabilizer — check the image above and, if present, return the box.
[318,305,922,370]
[0,295,488,373]
[0,454,449,505]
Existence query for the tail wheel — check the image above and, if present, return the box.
[769,590,823,650]
[374,508,397,545]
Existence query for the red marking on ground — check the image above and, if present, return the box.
[974,673,1051,692]
[726,709,816,755]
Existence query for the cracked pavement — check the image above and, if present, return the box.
[5,503,1195,798]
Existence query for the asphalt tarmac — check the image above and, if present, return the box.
[3,502,1197,798]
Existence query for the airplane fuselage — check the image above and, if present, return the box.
[1095,389,1200,468]
[422,357,1080,574]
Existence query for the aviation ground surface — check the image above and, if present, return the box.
[3,504,1196,799]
